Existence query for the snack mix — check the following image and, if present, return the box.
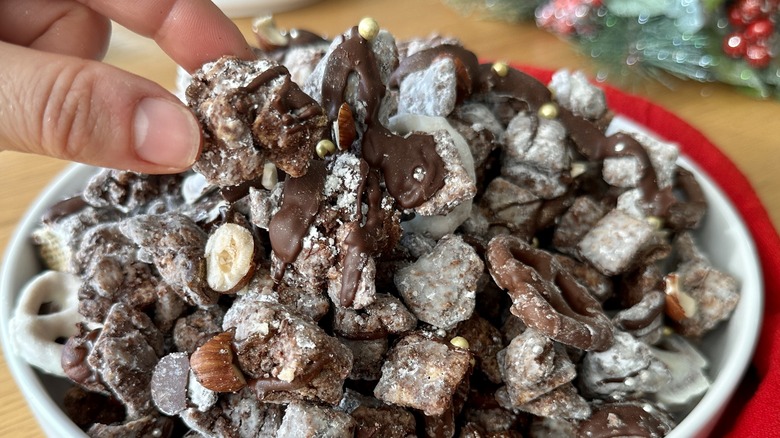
[9,17,740,438]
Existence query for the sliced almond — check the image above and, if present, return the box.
[664,273,698,322]
[335,102,357,151]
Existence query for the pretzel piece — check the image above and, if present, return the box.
[486,235,613,351]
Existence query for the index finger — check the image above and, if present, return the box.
[78,0,255,71]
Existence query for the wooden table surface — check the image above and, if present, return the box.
[1,0,778,435]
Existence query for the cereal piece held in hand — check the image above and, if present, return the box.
[576,401,675,437]
[121,213,217,306]
[579,330,671,401]
[486,235,613,351]
[277,402,356,437]
[395,234,483,329]
[374,332,472,416]
[187,56,327,186]
[665,233,740,337]
[87,303,164,419]
[578,209,670,276]
[497,329,576,405]
[223,296,352,405]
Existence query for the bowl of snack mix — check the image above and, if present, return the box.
[0,18,762,438]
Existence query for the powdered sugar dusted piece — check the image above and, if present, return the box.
[665,232,740,337]
[528,416,577,438]
[82,170,182,215]
[277,402,355,438]
[340,337,387,381]
[602,131,679,191]
[151,352,190,416]
[577,401,675,437]
[480,176,542,240]
[332,293,417,340]
[388,114,476,220]
[397,56,458,117]
[374,332,472,416]
[613,290,666,344]
[180,387,285,437]
[395,234,483,329]
[120,213,217,306]
[578,209,670,276]
[496,383,590,420]
[579,330,671,401]
[88,415,174,438]
[497,329,576,405]
[552,253,614,303]
[223,296,352,405]
[449,102,503,168]
[173,305,225,355]
[338,389,418,438]
[187,56,327,186]
[501,111,570,199]
[552,195,609,256]
[87,303,164,419]
[548,69,607,120]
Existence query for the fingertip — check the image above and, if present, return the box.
[132,97,202,171]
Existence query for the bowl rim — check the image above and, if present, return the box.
[0,146,764,437]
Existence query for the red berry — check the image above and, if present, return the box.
[729,0,766,27]
[745,18,774,41]
[723,32,747,58]
[746,43,772,68]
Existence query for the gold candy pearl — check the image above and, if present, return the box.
[315,139,336,158]
[646,216,664,230]
[491,61,509,77]
[358,17,380,40]
[538,102,559,119]
[450,336,470,350]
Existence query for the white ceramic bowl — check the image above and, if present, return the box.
[0,117,763,437]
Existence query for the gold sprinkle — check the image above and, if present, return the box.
[662,326,675,337]
[315,139,336,158]
[358,17,380,40]
[538,102,559,119]
[450,336,470,350]
[491,61,509,77]
[646,216,664,230]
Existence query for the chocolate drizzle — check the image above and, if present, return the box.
[389,44,480,100]
[338,161,385,307]
[320,27,446,209]
[43,196,88,224]
[268,160,327,279]
[477,63,676,217]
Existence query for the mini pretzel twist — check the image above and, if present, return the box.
[9,270,84,376]
[486,235,613,351]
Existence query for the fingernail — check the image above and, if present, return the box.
[133,98,201,169]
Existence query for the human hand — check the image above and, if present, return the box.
[0,0,255,173]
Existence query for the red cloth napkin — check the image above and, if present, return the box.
[520,66,780,437]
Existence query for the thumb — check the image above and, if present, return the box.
[0,41,202,174]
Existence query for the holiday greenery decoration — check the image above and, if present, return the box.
[445,0,780,98]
